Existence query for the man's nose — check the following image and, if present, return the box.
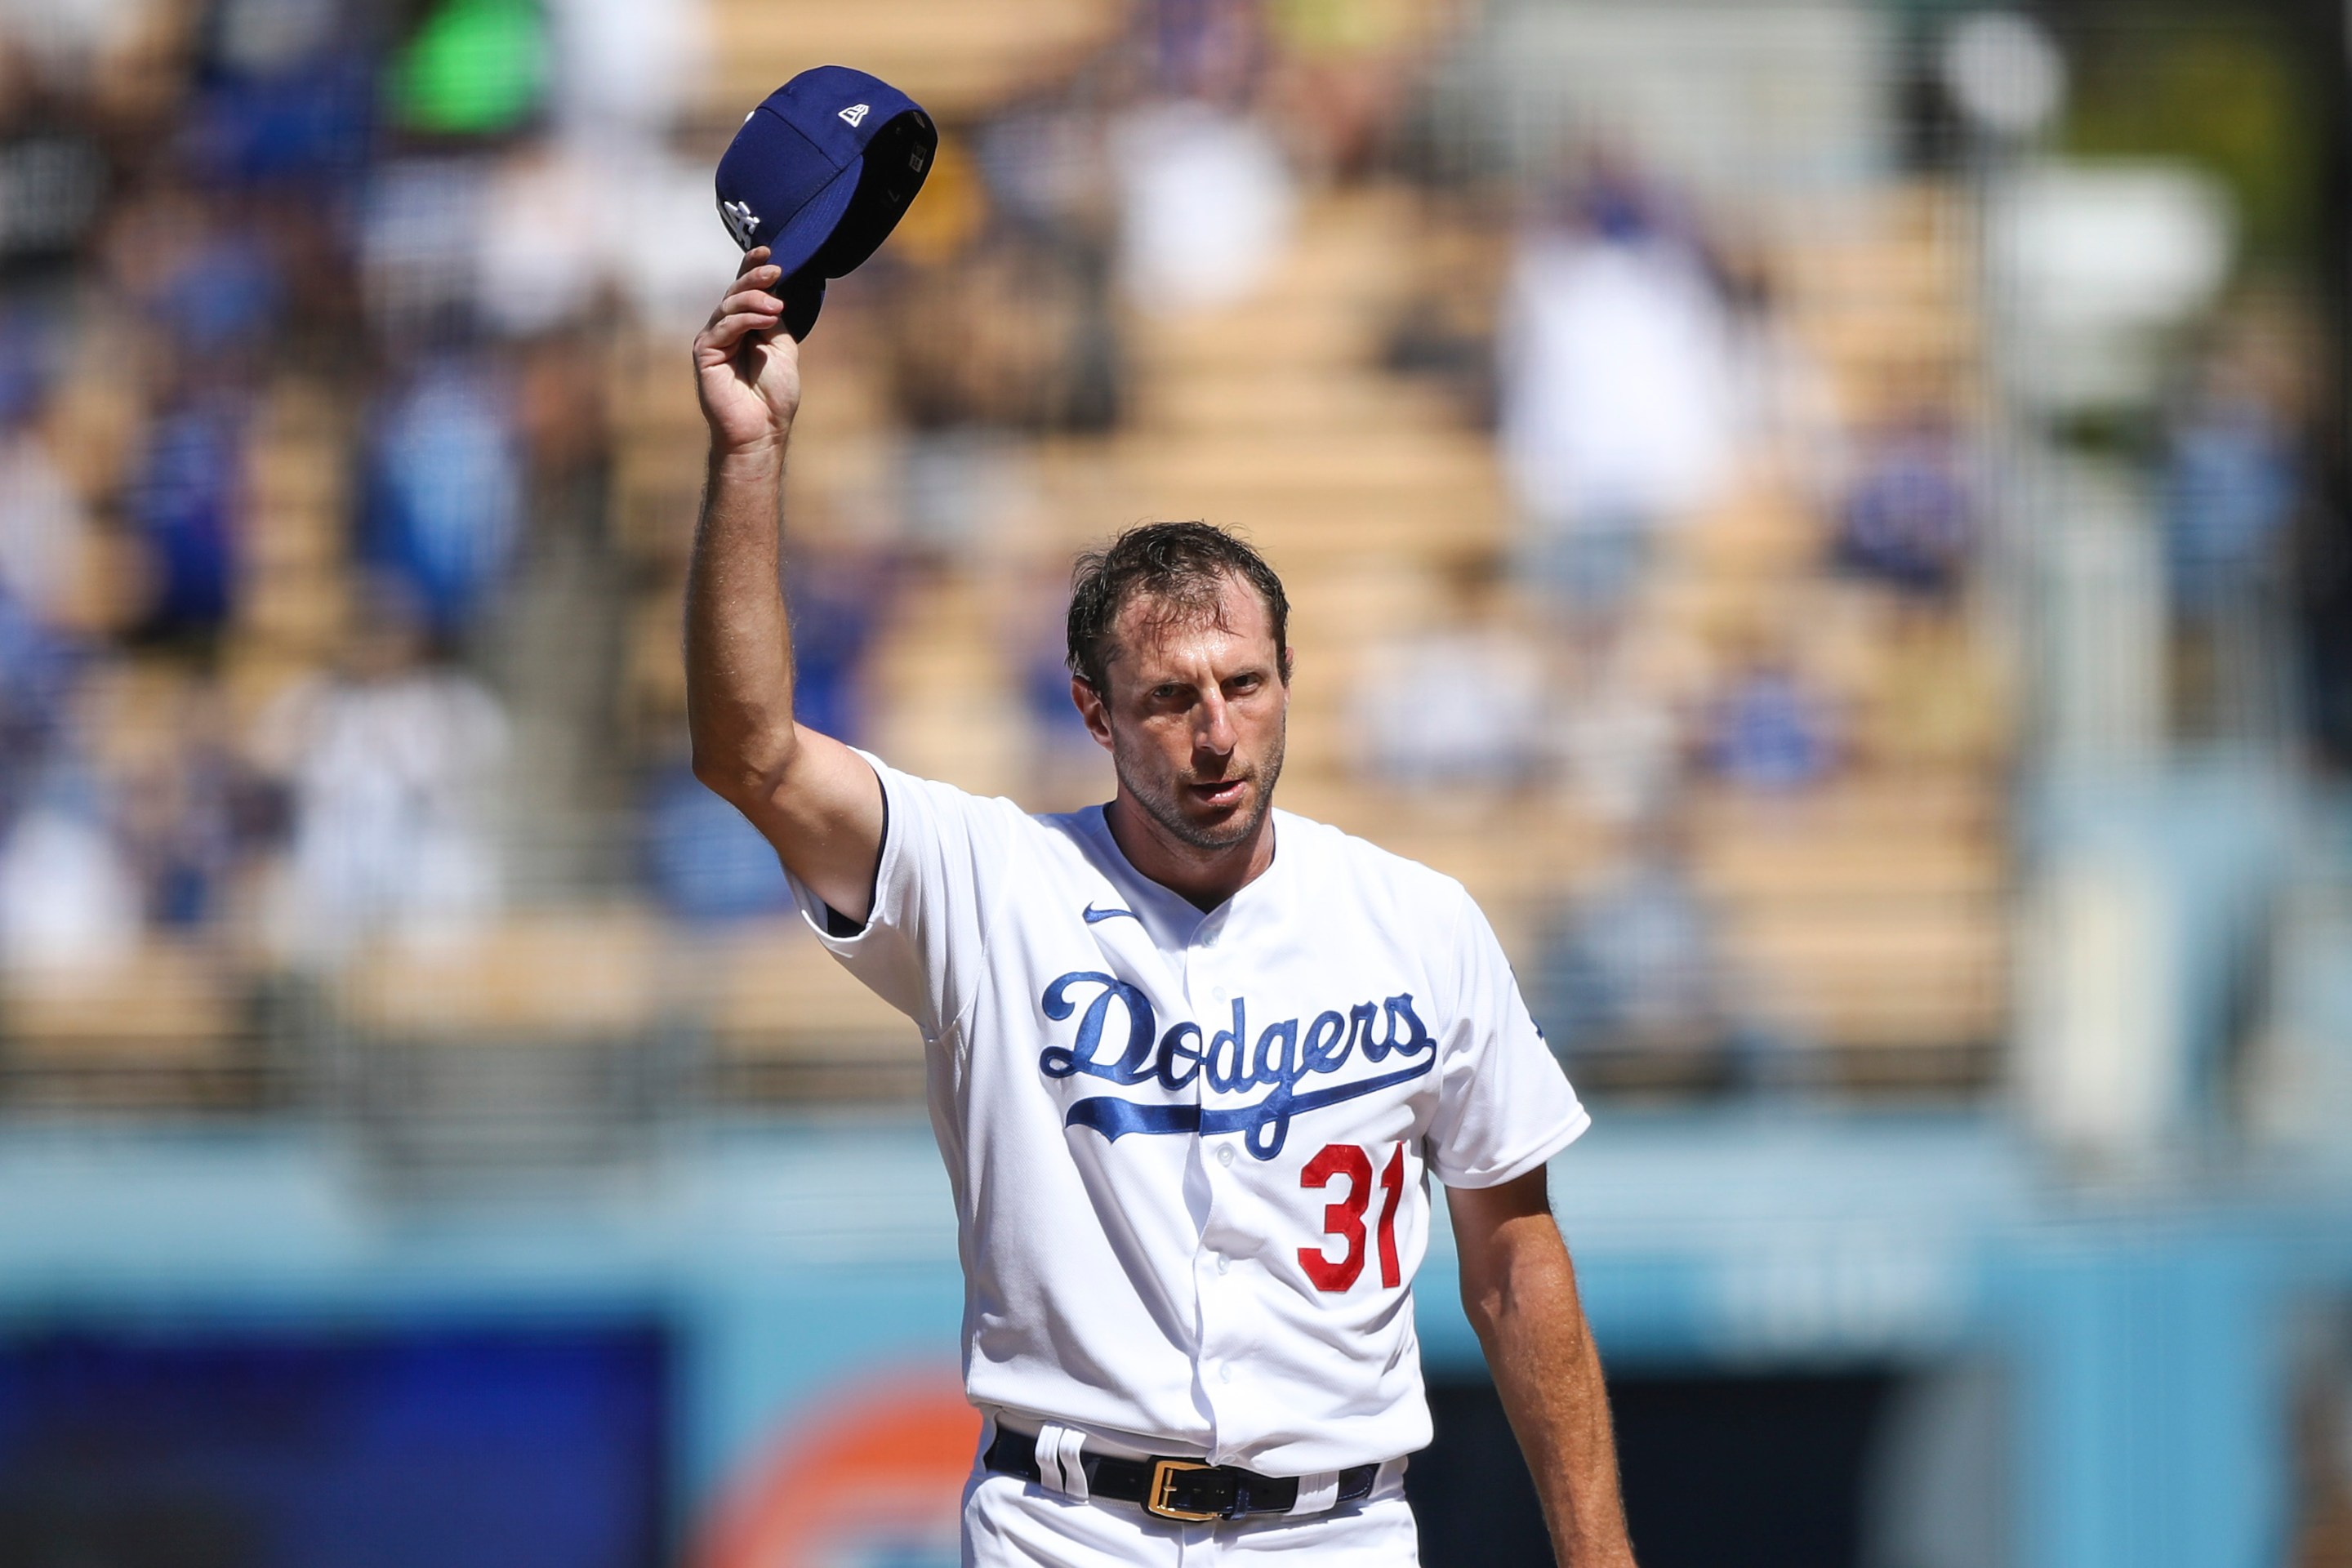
[1194,690,1236,754]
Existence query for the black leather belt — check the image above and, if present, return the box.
[984,1426,1379,1522]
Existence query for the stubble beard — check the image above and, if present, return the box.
[1113,727,1287,854]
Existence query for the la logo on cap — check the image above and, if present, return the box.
[839,103,870,127]
[720,198,760,248]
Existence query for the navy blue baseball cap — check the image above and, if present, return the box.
[715,65,936,339]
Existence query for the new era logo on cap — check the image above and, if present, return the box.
[839,103,870,127]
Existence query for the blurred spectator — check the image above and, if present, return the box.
[1720,245,1845,510]
[976,96,1116,243]
[181,0,375,188]
[1012,563,1107,808]
[1352,565,1545,791]
[106,682,252,931]
[1535,813,1752,1079]
[1113,99,1294,314]
[255,586,509,964]
[1263,0,1426,179]
[785,538,895,746]
[971,111,1124,432]
[542,0,704,144]
[889,230,1120,437]
[0,586,78,825]
[1552,634,1687,827]
[0,301,63,427]
[152,222,286,372]
[1833,405,1974,602]
[1383,257,1500,427]
[360,156,489,344]
[641,764,791,923]
[0,136,106,283]
[1497,166,1735,623]
[363,356,521,637]
[893,430,1038,559]
[0,58,109,284]
[2164,377,2296,609]
[2160,342,2301,740]
[884,136,1120,439]
[105,184,293,389]
[0,416,91,625]
[1141,0,1263,104]
[1702,657,1843,794]
[473,145,601,338]
[0,769,141,969]
[124,391,245,640]
[880,210,1083,555]
[1025,641,1102,803]
[512,329,610,497]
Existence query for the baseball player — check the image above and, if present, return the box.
[688,246,1638,1568]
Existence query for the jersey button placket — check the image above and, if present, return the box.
[1195,998,1240,1450]
[1194,1241,1248,1450]
[1191,909,1255,1458]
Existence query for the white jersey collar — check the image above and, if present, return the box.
[1075,802,1291,953]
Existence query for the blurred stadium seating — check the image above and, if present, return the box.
[0,5,2032,1117]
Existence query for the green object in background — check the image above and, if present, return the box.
[2064,22,2312,265]
[390,0,548,137]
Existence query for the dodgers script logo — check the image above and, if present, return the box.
[1039,973,1437,1160]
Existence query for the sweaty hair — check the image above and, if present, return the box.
[1065,521,1292,694]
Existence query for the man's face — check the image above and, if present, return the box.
[1075,574,1290,853]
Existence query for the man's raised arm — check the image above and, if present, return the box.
[686,246,886,923]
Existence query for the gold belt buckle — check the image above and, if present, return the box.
[1146,1458,1224,1522]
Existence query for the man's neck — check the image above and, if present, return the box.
[1103,792,1276,914]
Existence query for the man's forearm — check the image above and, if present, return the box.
[1468,1225,1638,1567]
[685,441,796,800]
[680,253,882,916]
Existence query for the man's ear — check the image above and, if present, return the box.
[1071,676,1115,750]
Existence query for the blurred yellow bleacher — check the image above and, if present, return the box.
[340,911,666,1041]
[701,0,1130,123]
[705,917,927,1101]
[1,944,251,1108]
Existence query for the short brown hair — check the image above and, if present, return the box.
[1065,521,1292,693]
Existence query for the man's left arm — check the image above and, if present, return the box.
[1448,1166,1638,1568]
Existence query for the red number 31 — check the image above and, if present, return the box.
[1298,1143,1405,1292]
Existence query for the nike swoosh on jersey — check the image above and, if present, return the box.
[1082,903,1140,924]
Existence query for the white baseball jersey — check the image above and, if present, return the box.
[785,754,1590,1477]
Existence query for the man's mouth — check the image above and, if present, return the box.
[1187,777,1248,808]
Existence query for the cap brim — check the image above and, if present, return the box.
[761,158,862,282]
[778,274,826,340]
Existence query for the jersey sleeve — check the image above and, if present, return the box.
[1422,885,1592,1188]
[779,750,1020,1043]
